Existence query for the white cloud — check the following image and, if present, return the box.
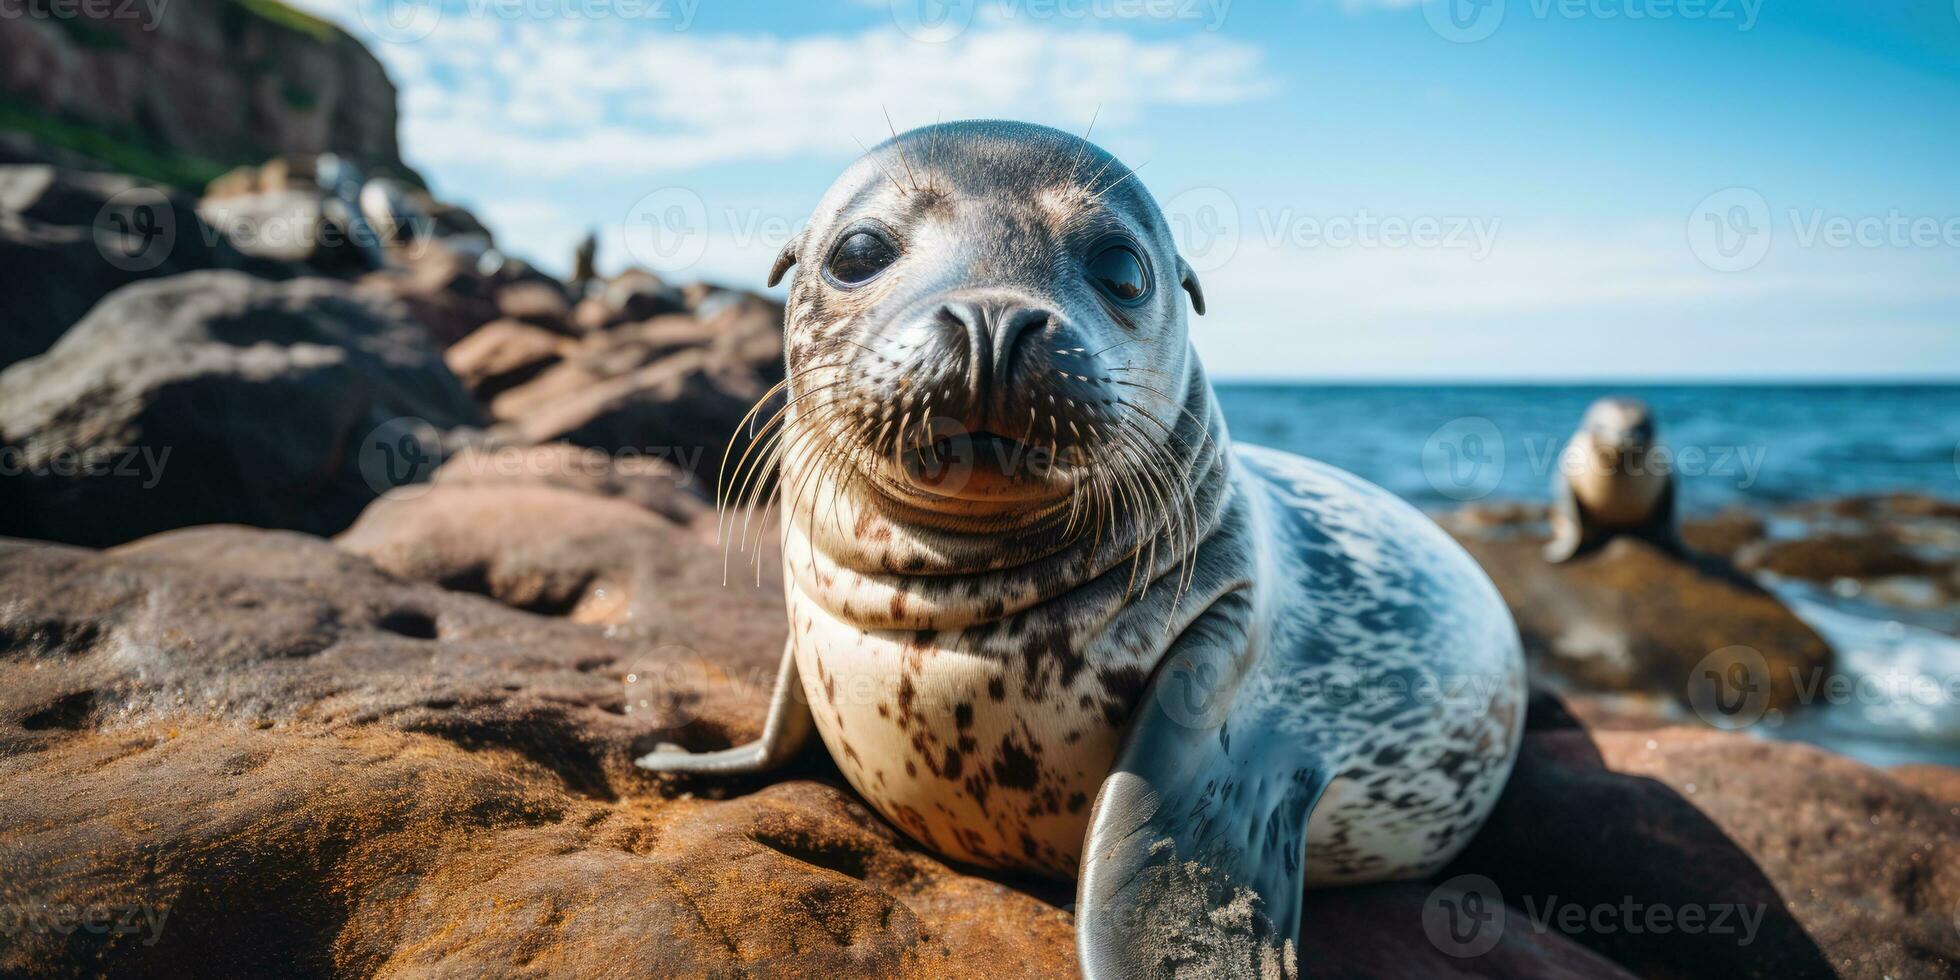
[324,11,1273,178]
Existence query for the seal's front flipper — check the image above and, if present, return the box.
[1542,477,1588,563]
[635,642,813,775]
[1077,607,1332,980]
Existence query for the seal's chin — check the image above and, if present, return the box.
[888,430,1078,503]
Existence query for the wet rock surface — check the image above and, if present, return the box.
[1447,516,1836,710]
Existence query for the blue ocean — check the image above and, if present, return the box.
[1214,383,1960,513]
[1215,383,1960,766]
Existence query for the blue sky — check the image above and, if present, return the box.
[292,0,1960,379]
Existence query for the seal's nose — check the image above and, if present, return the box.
[936,299,1055,404]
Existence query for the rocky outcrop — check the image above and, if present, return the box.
[336,446,720,626]
[1447,512,1835,710]
[1,516,1952,977]
[0,165,275,369]
[1454,702,1960,979]
[485,281,785,491]
[0,0,414,186]
[443,319,573,401]
[0,526,1030,976]
[0,270,479,546]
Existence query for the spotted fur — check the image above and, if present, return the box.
[660,122,1525,976]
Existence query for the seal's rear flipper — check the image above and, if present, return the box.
[635,642,813,775]
[1077,615,1332,980]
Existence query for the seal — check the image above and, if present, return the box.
[1544,396,1683,563]
[637,120,1526,977]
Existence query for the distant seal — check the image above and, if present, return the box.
[638,121,1525,978]
[1544,396,1683,563]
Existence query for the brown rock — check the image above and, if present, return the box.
[494,280,571,329]
[0,270,480,547]
[430,443,710,525]
[0,6,415,186]
[443,319,570,401]
[0,525,1082,977]
[1300,883,1636,979]
[492,348,764,491]
[1890,764,1960,806]
[1454,533,1833,710]
[1681,507,1768,559]
[1454,721,1960,979]
[356,243,501,347]
[1738,533,1934,582]
[337,480,737,630]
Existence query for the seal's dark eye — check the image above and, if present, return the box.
[826,230,899,286]
[1087,243,1150,305]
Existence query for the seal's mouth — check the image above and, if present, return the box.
[895,428,1072,499]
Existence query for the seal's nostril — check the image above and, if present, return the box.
[992,307,1053,381]
[935,305,971,332]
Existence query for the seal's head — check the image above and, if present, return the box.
[768,120,1207,511]
[1577,396,1658,463]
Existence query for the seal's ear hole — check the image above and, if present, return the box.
[767,236,800,287]
[1178,258,1207,316]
